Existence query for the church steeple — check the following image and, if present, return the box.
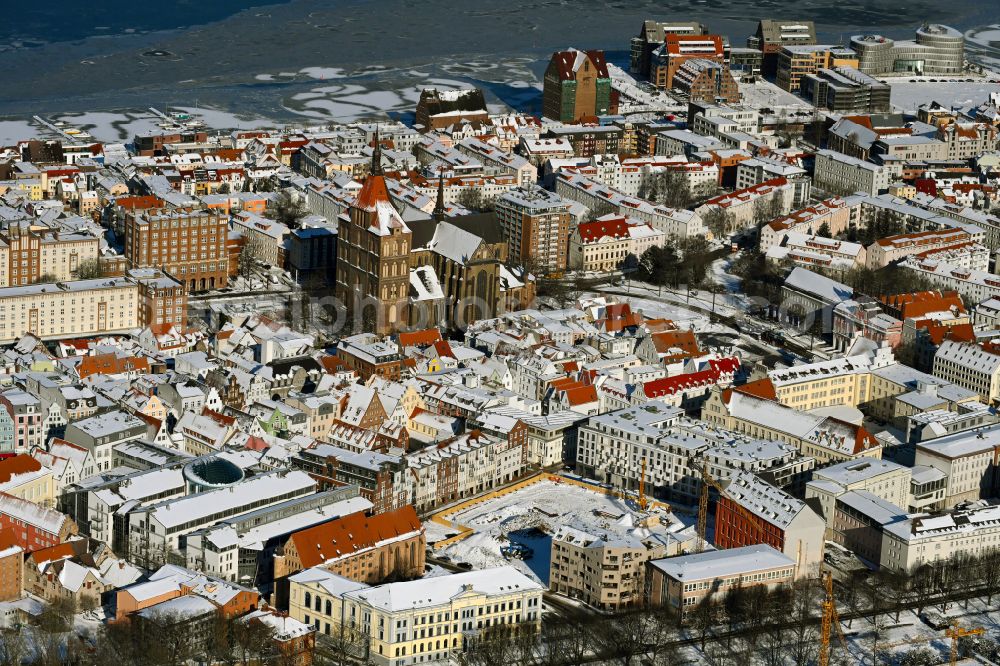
[433,166,446,222]
[370,126,383,176]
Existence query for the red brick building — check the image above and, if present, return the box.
[651,35,727,90]
[124,208,228,292]
[0,532,22,602]
[0,493,77,553]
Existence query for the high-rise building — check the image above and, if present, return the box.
[650,34,727,91]
[630,20,709,78]
[542,49,612,122]
[335,135,412,335]
[124,208,228,292]
[495,186,571,273]
[748,20,817,76]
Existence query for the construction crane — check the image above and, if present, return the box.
[638,456,648,512]
[946,622,983,665]
[877,621,983,665]
[818,570,846,666]
[694,461,763,553]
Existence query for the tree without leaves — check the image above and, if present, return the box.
[266,189,308,228]
[703,207,734,239]
[75,258,103,280]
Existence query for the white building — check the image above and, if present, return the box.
[813,149,891,196]
[288,566,543,666]
[931,339,1000,404]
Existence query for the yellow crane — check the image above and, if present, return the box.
[876,621,983,665]
[946,622,983,665]
[638,456,648,512]
[694,462,763,553]
[819,570,841,666]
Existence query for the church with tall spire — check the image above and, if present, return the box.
[335,127,413,334]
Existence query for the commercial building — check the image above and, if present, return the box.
[747,20,817,76]
[801,67,891,113]
[630,20,709,77]
[495,186,572,273]
[650,35,727,91]
[648,545,796,615]
[776,46,859,92]
[851,25,964,77]
[543,49,613,122]
[127,470,317,568]
[124,208,228,292]
[288,566,542,665]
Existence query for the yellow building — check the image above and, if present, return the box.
[0,278,139,344]
[776,45,859,91]
[0,454,57,509]
[288,566,543,666]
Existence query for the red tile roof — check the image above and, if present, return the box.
[549,49,609,80]
[398,329,443,347]
[290,506,422,569]
[577,217,629,243]
[0,454,42,485]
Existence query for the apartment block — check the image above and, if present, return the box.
[776,46,858,92]
[125,208,228,292]
[495,186,571,273]
[0,224,99,287]
[714,472,825,578]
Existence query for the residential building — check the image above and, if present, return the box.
[124,208,228,292]
[805,458,911,529]
[881,503,1000,572]
[0,224,99,287]
[543,49,612,122]
[495,186,571,273]
[714,472,825,578]
[550,520,689,610]
[813,150,891,195]
[931,340,1000,404]
[414,88,488,131]
[914,423,1000,507]
[0,493,77,553]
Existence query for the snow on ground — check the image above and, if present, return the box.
[738,79,814,112]
[888,78,1000,113]
[0,119,40,144]
[436,478,685,585]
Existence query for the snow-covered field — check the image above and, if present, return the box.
[433,478,686,585]
[888,78,1000,114]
